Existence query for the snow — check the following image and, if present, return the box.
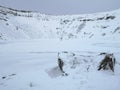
[0,6,120,90]
[0,6,120,40]
[0,39,120,90]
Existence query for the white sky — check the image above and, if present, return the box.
[0,0,120,15]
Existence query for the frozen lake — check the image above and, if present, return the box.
[0,39,120,90]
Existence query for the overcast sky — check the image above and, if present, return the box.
[0,0,120,15]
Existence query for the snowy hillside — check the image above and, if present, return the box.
[0,6,120,40]
[0,6,120,90]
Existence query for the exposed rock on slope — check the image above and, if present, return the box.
[0,6,120,40]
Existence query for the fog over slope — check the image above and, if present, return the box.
[0,6,120,40]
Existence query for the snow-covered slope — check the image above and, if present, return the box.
[0,6,120,40]
[0,6,120,90]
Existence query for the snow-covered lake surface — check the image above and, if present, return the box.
[0,39,120,90]
[0,5,120,90]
